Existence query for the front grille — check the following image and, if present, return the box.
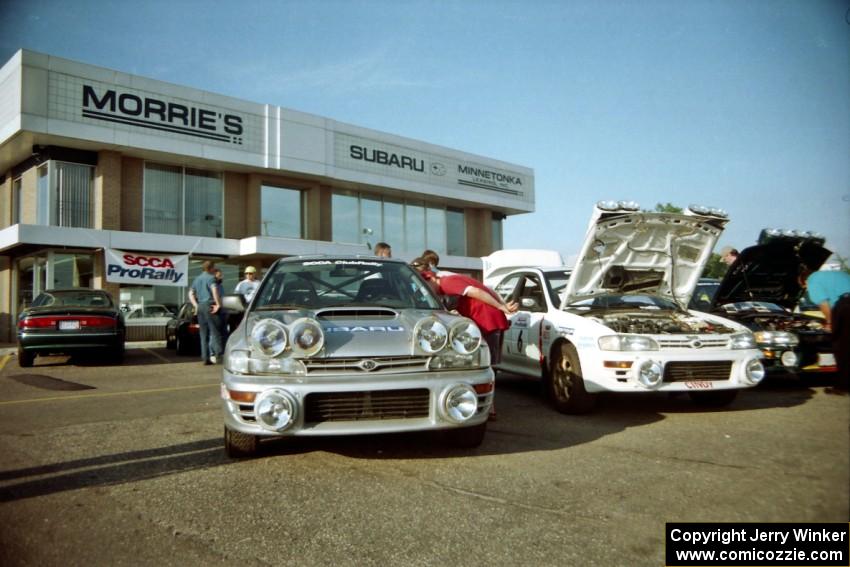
[305,389,430,423]
[303,356,430,375]
[663,361,733,382]
[656,337,730,349]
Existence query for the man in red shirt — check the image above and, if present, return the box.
[419,268,517,365]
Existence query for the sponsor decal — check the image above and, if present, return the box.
[325,326,405,333]
[302,260,383,267]
[105,249,188,286]
[82,85,244,145]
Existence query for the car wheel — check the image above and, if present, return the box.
[17,347,34,368]
[224,426,259,458]
[165,333,176,349]
[688,389,738,407]
[176,334,189,356]
[546,341,597,414]
[110,341,125,363]
[446,422,487,448]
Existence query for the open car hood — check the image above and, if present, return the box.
[563,208,726,308]
[711,239,831,309]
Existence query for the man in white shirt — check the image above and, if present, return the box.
[235,266,260,301]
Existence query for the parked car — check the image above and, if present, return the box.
[487,201,765,414]
[125,303,174,324]
[17,288,125,367]
[689,231,834,374]
[165,302,200,355]
[219,255,493,457]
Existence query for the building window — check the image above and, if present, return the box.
[12,177,21,224]
[261,185,302,238]
[446,207,466,256]
[17,251,94,309]
[331,192,462,255]
[143,162,223,237]
[492,213,504,251]
[32,161,94,228]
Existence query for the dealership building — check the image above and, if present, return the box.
[0,49,534,341]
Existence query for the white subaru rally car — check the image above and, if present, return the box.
[220,256,492,457]
[487,201,765,414]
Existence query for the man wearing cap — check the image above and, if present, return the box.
[235,266,260,302]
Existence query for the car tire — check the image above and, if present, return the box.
[546,341,597,414]
[166,334,176,349]
[224,426,259,458]
[446,422,487,448]
[176,334,189,356]
[688,389,738,407]
[17,347,34,368]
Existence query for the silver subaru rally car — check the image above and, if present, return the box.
[220,255,493,457]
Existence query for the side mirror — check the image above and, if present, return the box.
[222,294,247,313]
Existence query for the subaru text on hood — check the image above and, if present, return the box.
[219,256,493,457]
[489,202,764,414]
[690,229,833,374]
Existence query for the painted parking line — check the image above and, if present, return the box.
[0,382,220,406]
[0,354,10,373]
[143,348,172,364]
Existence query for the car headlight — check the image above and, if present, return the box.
[289,317,324,357]
[226,348,250,374]
[439,384,478,423]
[753,330,799,347]
[250,318,288,358]
[449,320,481,355]
[254,388,297,431]
[598,335,658,351]
[745,358,766,384]
[415,317,448,354]
[730,332,756,350]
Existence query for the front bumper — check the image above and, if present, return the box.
[582,350,764,393]
[222,367,494,437]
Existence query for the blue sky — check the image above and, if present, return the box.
[2,0,848,263]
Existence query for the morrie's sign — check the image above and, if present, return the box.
[106,249,188,287]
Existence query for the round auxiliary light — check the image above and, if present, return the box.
[780,350,799,368]
[441,384,478,423]
[250,318,288,358]
[709,207,728,218]
[415,317,448,354]
[450,320,482,355]
[289,317,325,357]
[254,388,297,431]
[636,359,663,388]
[596,200,620,212]
[781,229,798,237]
[618,200,640,211]
[746,359,766,384]
[688,204,711,215]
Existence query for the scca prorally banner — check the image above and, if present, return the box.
[106,249,188,286]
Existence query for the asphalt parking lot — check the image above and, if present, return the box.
[0,346,847,566]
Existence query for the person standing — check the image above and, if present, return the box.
[235,266,260,301]
[719,246,739,266]
[189,260,222,365]
[374,242,392,258]
[806,269,850,394]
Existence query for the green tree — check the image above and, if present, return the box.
[702,253,727,278]
[652,202,683,213]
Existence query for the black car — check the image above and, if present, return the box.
[690,232,833,374]
[17,288,126,367]
[165,302,200,355]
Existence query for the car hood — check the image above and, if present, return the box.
[245,307,464,358]
[711,240,831,309]
[564,210,725,307]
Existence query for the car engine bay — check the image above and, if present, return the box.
[588,312,737,335]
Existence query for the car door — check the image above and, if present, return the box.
[493,273,524,370]
[511,272,549,375]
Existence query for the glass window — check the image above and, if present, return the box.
[360,196,383,245]
[425,206,446,254]
[332,193,359,244]
[261,185,302,238]
[55,162,94,228]
[143,163,222,237]
[383,200,404,250]
[12,177,22,224]
[405,203,425,254]
[52,253,94,289]
[144,163,182,234]
[184,168,223,237]
[446,208,466,256]
[37,165,49,226]
[492,213,504,251]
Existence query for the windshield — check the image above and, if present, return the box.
[688,281,720,311]
[252,259,442,310]
[565,293,680,312]
[32,290,113,308]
